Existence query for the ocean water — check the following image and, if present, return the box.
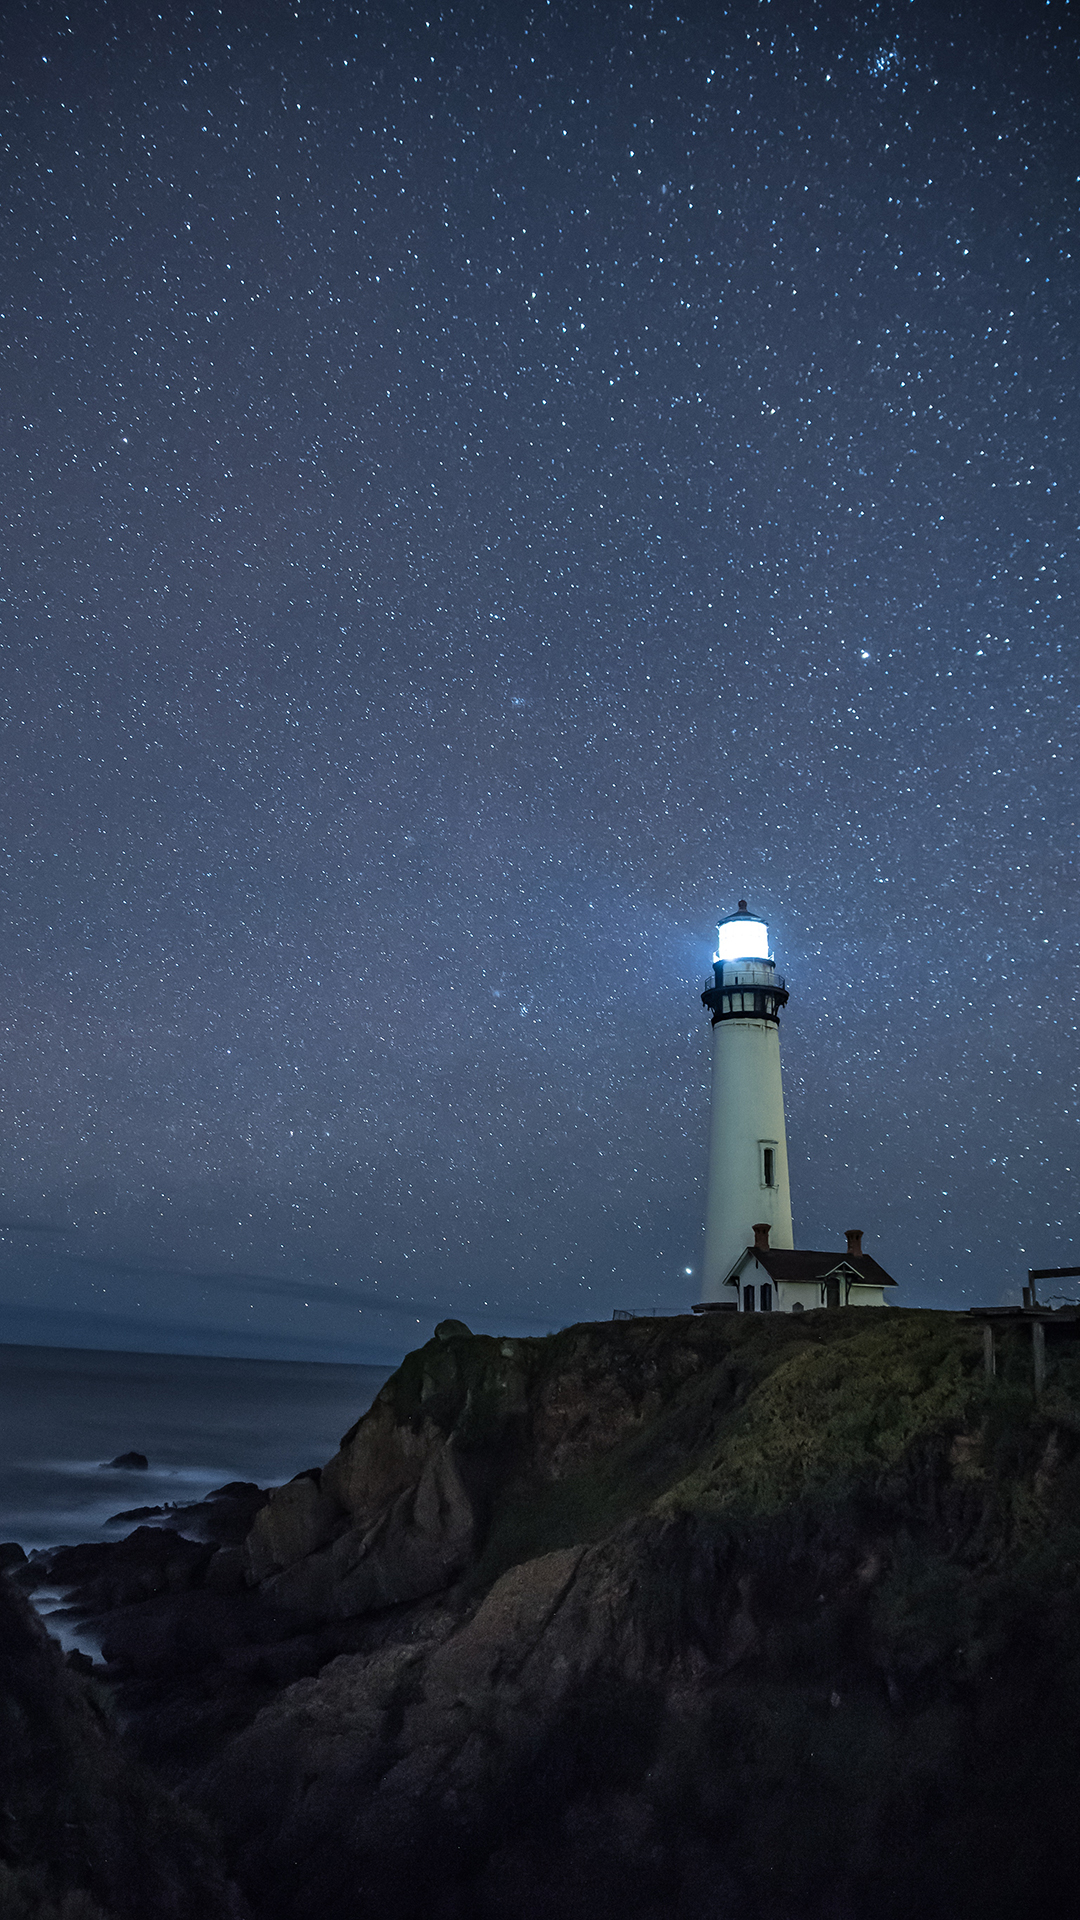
[0,1342,393,1551]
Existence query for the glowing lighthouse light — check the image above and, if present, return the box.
[713,904,771,964]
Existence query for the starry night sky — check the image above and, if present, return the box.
[1,0,1077,1363]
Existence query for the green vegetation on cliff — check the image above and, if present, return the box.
[461,1307,1079,1580]
[22,1305,1080,1920]
[207,1306,1080,1920]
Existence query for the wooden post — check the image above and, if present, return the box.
[983,1324,996,1379]
[1032,1319,1046,1397]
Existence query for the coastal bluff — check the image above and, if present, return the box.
[12,1307,1080,1920]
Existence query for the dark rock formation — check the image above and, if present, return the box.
[0,1569,243,1918]
[161,1482,271,1547]
[102,1452,149,1470]
[239,1314,696,1619]
[434,1318,473,1341]
[12,1481,293,1781]
[43,1526,218,1613]
[18,1309,1080,1919]
[205,1309,1080,1920]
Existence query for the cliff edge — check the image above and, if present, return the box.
[20,1307,1080,1920]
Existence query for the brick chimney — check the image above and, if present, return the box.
[753,1222,771,1252]
[845,1228,864,1258]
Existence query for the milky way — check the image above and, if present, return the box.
[0,0,1076,1361]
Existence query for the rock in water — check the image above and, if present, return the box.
[103,1451,149,1470]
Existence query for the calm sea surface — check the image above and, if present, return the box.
[0,1342,392,1551]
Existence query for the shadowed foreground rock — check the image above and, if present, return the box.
[0,1574,243,1920]
[17,1309,1080,1919]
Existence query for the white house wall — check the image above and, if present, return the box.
[772,1282,888,1312]
[725,1276,890,1312]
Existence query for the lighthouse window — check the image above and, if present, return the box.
[761,1145,776,1188]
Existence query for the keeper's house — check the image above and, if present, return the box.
[696,1224,899,1315]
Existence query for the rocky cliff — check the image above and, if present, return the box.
[14,1307,1080,1920]
[0,1572,243,1920]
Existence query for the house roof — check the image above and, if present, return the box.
[729,1249,898,1289]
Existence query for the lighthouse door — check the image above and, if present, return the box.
[825,1276,841,1310]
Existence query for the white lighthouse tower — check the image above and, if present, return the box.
[698,902,794,1303]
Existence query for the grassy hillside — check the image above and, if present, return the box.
[26,1305,1080,1920]
[204,1307,1080,1920]
[459,1307,1079,1576]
